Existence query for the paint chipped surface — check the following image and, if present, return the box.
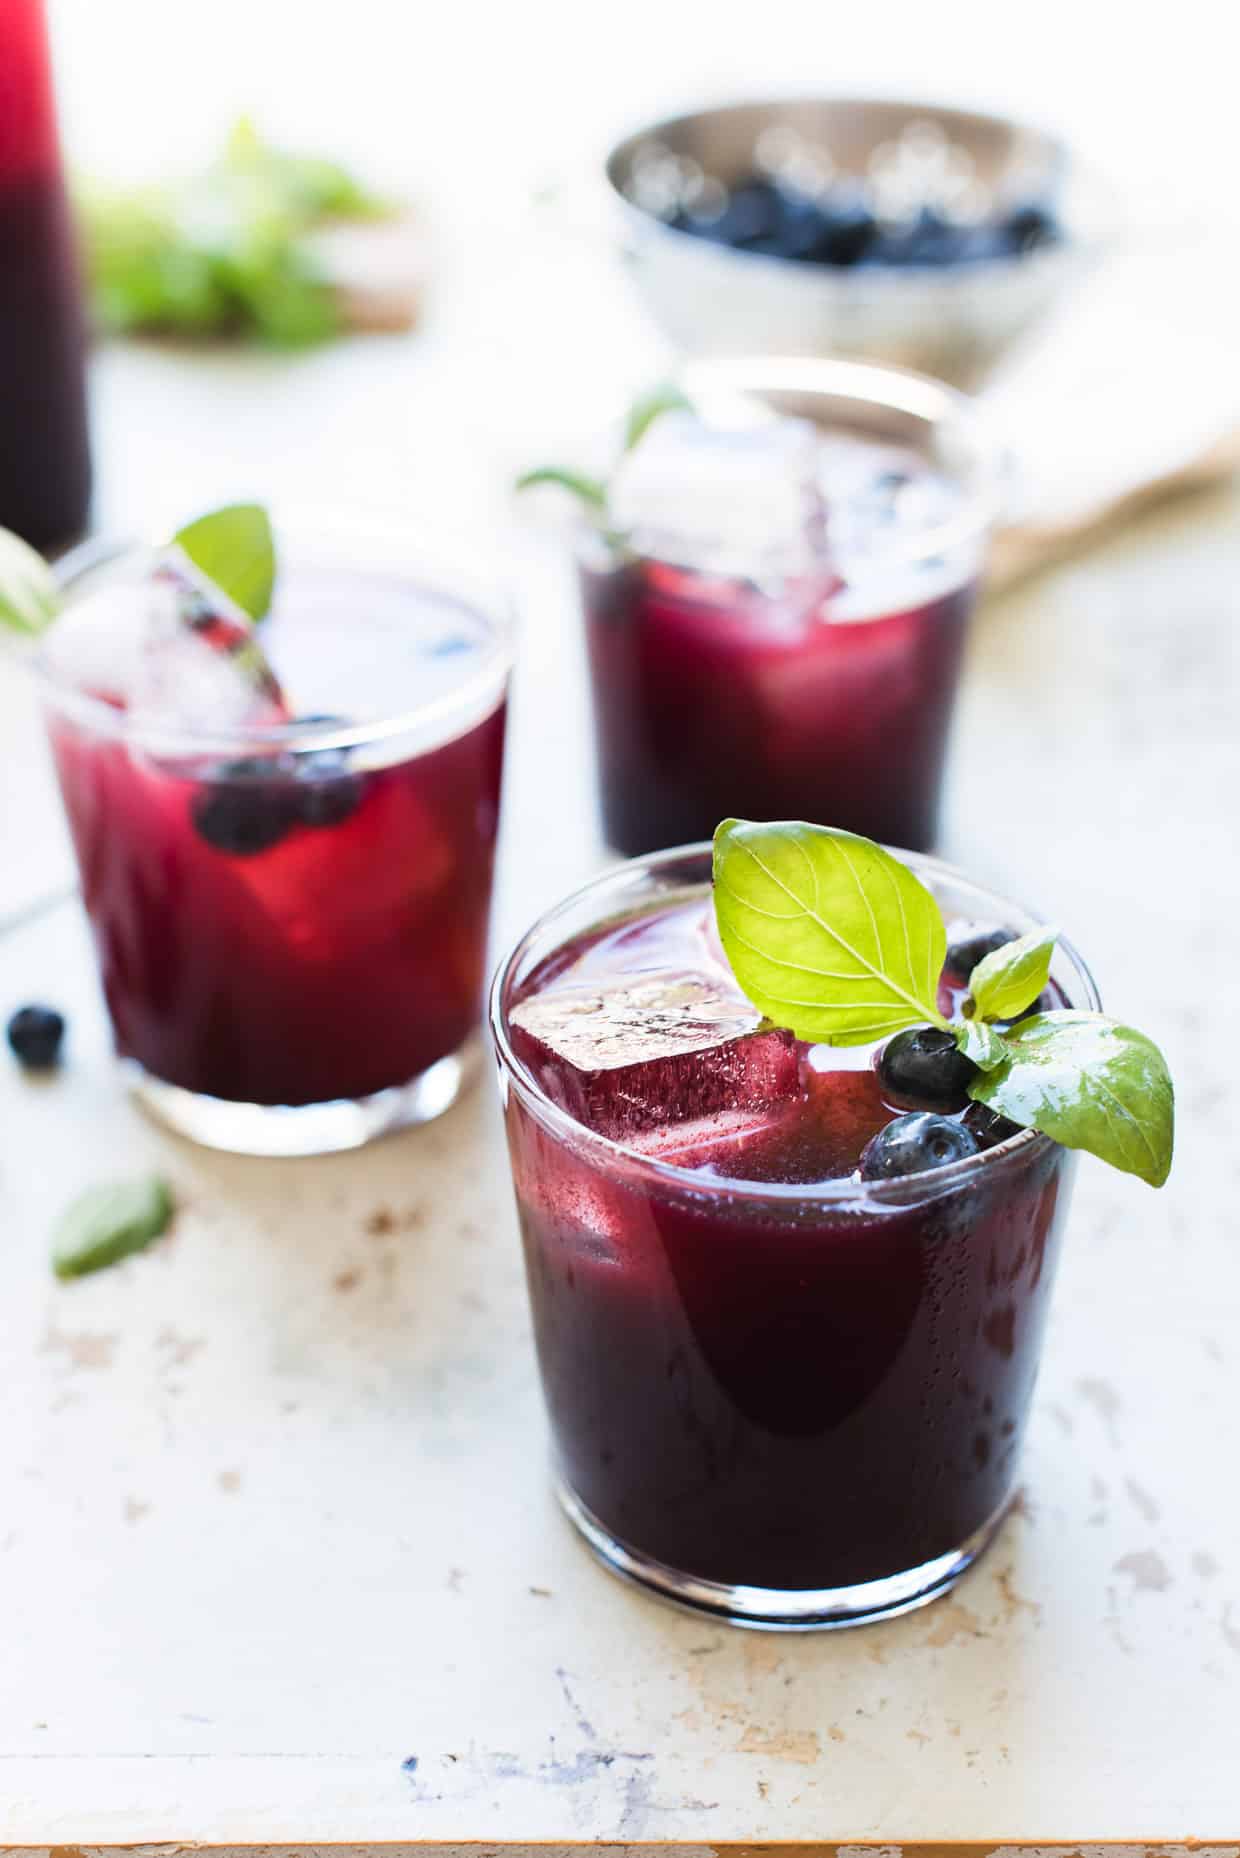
[3,801,1240,1841]
[1115,1548,1174,1593]
[736,1725,821,1765]
[920,1598,985,1648]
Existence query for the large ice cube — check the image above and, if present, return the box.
[608,409,829,582]
[509,972,801,1140]
[43,559,287,728]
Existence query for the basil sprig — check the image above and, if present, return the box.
[172,503,275,621]
[515,380,692,521]
[713,819,1174,1187]
[52,1175,174,1279]
[0,502,275,639]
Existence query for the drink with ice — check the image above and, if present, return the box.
[39,523,509,1152]
[493,846,1094,1626]
[563,367,994,856]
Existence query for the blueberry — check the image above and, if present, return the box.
[877,1025,978,1112]
[961,1102,1023,1149]
[1002,200,1058,255]
[946,927,1014,980]
[861,1112,979,1180]
[192,757,296,856]
[766,190,827,261]
[295,749,364,827]
[880,207,972,268]
[292,716,364,828]
[952,224,1018,264]
[809,188,878,265]
[7,1003,66,1070]
[704,180,783,249]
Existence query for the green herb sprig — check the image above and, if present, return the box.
[713,819,1173,1187]
[76,118,395,348]
[0,504,276,639]
[515,381,692,523]
[52,1175,174,1279]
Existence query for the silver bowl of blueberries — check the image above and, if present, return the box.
[605,96,1108,386]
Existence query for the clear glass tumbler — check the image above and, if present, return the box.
[39,517,511,1154]
[575,358,1000,857]
[492,844,1096,1629]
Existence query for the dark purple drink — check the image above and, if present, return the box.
[40,525,509,1154]
[573,363,995,857]
[583,549,973,856]
[0,0,92,548]
[493,848,1093,1627]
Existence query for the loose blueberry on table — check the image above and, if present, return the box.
[7,1003,65,1070]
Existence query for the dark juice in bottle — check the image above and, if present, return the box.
[0,0,92,547]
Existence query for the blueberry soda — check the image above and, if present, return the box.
[40,528,508,1148]
[493,846,1094,1625]
[531,365,995,858]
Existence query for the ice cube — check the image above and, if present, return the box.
[43,560,287,728]
[608,409,829,582]
[509,972,801,1140]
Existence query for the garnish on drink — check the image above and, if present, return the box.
[493,825,1170,1623]
[517,366,992,857]
[713,818,1173,1186]
[8,508,509,1151]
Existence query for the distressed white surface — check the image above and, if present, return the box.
[3,12,1240,1835]
[3,475,1240,1841]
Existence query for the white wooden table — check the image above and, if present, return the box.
[3,190,1240,1849]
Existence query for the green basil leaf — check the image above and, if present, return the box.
[969,1011,1174,1187]
[0,526,62,636]
[955,1018,1009,1070]
[173,503,275,621]
[712,819,948,1046]
[52,1175,175,1279]
[514,467,609,512]
[623,381,693,452]
[969,927,1057,1022]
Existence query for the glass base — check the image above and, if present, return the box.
[556,1477,1010,1631]
[123,1038,479,1156]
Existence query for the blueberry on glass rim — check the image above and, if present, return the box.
[711,819,1175,1188]
[861,1112,979,1180]
[7,1003,66,1069]
[961,1101,1023,1150]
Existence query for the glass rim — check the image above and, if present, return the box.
[34,512,515,758]
[489,839,1102,1208]
[558,354,1006,578]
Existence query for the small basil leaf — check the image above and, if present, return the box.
[173,503,275,622]
[712,818,948,1047]
[969,927,1057,1022]
[623,381,693,452]
[514,467,609,512]
[0,526,62,637]
[968,1011,1174,1187]
[52,1175,175,1279]
[955,1018,1008,1070]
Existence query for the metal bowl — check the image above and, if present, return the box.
[605,96,1107,387]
